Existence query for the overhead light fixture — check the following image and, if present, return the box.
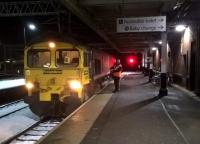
[173,5,178,10]
[28,23,36,30]
[175,25,186,32]
[151,47,157,51]
[5,59,11,63]
[158,41,162,44]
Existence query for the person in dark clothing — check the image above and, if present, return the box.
[110,59,123,93]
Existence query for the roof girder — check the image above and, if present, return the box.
[79,0,177,6]
[60,0,120,52]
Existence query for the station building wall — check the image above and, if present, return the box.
[170,24,200,95]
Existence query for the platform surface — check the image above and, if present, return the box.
[0,78,25,90]
[39,73,200,144]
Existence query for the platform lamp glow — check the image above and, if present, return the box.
[158,41,162,44]
[28,24,36,30]
[24,23,37,47]
[175,24,186,32]
[151,47,157,51]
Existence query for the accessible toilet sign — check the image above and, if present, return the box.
[117,16,166,32]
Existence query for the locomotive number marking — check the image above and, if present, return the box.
[43,69,62,74]
[84,70,88,75]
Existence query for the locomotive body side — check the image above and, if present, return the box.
[91,49,115,86]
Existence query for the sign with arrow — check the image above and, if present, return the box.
[117,16,166,32]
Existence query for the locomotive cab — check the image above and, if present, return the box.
[24,41,90,116]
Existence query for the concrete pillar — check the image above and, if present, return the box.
[143,49,148,76]
[159,32,168,96]
[195,25,200,95]
[144,50,148,69]
[142,52,145,68]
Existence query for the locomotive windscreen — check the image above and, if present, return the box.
[56,49,79,67]
[27,50,50,68]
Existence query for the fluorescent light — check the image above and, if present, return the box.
[173,5,178,10]
[158,41,162,44]
[175,25,186,32]
[151,47,157,51]
[5,60,10,63]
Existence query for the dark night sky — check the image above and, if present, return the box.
[0,15,59,64]
[0,0,108,67]
[0,16,60,44]
[0,17,24,44]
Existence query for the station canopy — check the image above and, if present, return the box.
[0,0,199,54]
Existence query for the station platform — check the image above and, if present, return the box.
[38,72,200,144]
[0,78,25,90]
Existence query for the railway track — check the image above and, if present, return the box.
[1,80,111,144]
[0,100,62,144]
[2,117,63,144]
[0,100,29,119]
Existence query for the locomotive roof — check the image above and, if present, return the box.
[26,32,87,48]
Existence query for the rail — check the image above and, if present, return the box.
[1,115,63,144]
[1,79,112,143]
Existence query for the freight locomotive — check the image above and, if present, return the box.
[24,38,114,116]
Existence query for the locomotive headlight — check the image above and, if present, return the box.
[69,80,82,90]
[26,82,34,89]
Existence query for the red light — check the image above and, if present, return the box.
[127,56,137,65]
[129,59,134,63]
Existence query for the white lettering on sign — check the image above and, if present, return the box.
[117,16,166,32]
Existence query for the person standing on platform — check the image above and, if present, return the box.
[110,58,123,93]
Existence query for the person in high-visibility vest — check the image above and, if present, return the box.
[110,59,123,93]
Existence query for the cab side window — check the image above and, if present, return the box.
[56,49,79,67]
[84,52,89,67]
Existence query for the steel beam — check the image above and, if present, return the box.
[60,0,120,52]
[79,0,177,6]
[0,1,61,17]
